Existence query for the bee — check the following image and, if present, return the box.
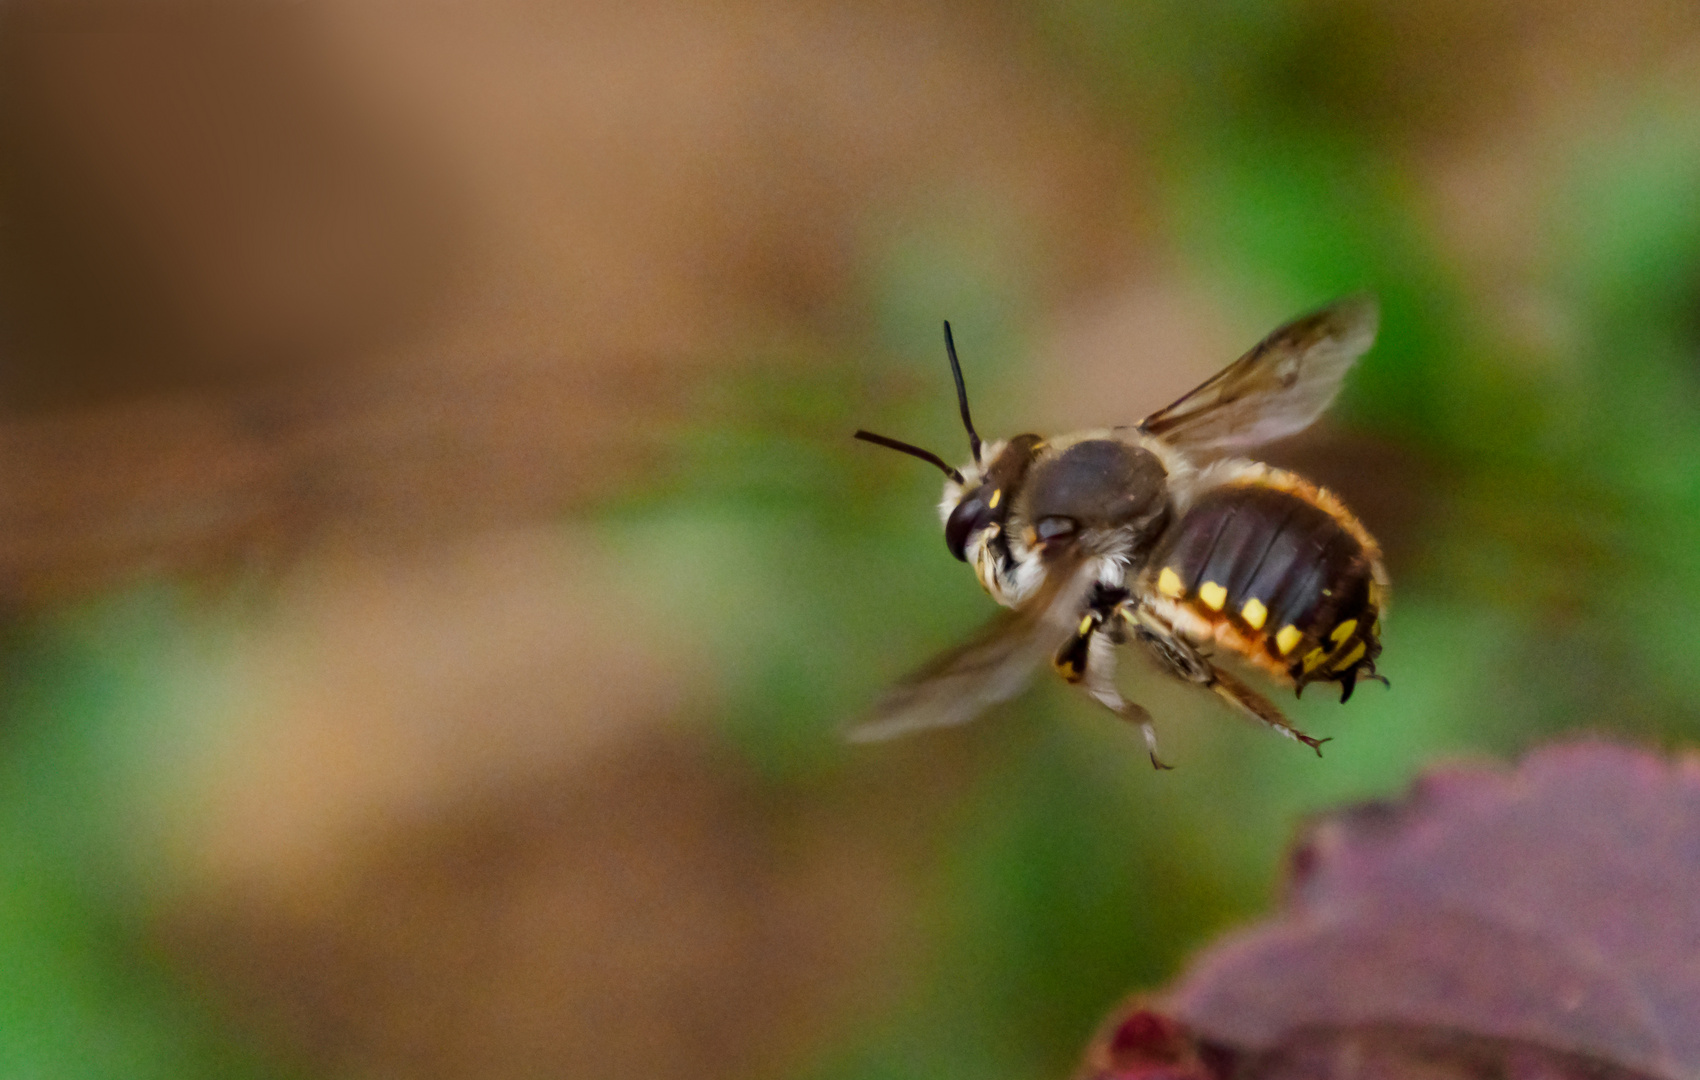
[851,296,1388,768]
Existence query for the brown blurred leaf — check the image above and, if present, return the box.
[169,734,909,1080]
[0,0,457,391]
[150,529,918,1080]
[1085,741,1700,1080]
[0,0,1145,604]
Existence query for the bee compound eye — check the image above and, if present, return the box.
[945,493,990,562]
[1035,515,1078,542]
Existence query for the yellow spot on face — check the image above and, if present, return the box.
[1199,581,1227,611]
[1157,567,1185,598]
[988,488,1002,509]
[1275,625,1303,655]
[1334,641,1367,670]
[1302,647,1329,673]
[1241,597,1267,630]
[1330,619,1358,645]
[1079,615,1095,635]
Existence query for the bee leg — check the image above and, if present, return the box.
[1081,630,1172,771]
[1052,610,1101,685]
[1124,606,1329,757]
[1057,613,1170,769]
[1208,666,1330,756]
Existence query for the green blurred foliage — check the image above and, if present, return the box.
[4,1,1700,1078]
[0,598,296,1080]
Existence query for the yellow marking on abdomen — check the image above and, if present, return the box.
[1275,625,1303,655]
[1329,619,1359,645]
[1079,615,1095,635]
[1199,581,1227,611]
[1241,598,1267,630]
[988,488,1002,509]
[1157,567,1185,598]
[1302,646,1329,673]
[1331,641,1367,670]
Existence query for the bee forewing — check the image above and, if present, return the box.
[845,555,1093,743]
[1136,294,1378,454]
[844,613,1049,743]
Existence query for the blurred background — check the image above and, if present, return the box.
[0,1,1697,1077]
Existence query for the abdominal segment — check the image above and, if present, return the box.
[1141,474,1385,699]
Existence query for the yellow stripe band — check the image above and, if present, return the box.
[1157,567,1185,598]
[1329,619,1358,645]
[1275,625,1303,655]
[1241,597,1267,630]
[1199,581,1227,611]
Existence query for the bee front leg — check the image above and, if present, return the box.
[1122,605,1329,757]
[1054,617,1171,770]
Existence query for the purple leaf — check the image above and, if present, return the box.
[1086,740,1700,1080]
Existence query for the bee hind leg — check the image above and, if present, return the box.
[1210,665,1330,757]
[1124,606,1328,758]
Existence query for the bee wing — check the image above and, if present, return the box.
[1137,295,1379,454]
[845,556,1093,743]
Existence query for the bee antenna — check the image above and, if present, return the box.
[943,321,982,465]
[854,430,965,484]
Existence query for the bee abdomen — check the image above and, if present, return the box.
[1144,477,1385,698]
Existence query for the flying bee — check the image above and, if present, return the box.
[851,296,1388,768]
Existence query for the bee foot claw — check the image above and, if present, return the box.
[1149,751,1175,771]
[1297,734,1331,757]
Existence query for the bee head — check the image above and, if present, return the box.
[856,321,1040,563]
[941,435,1043,562]
[943,477,991,562]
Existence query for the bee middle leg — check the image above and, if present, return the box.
[1053,611,1171,770]
[1122,606,1329,757]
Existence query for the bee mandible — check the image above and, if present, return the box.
[852,296,1388,769]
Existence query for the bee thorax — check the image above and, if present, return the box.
[1024,440,1167,525]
